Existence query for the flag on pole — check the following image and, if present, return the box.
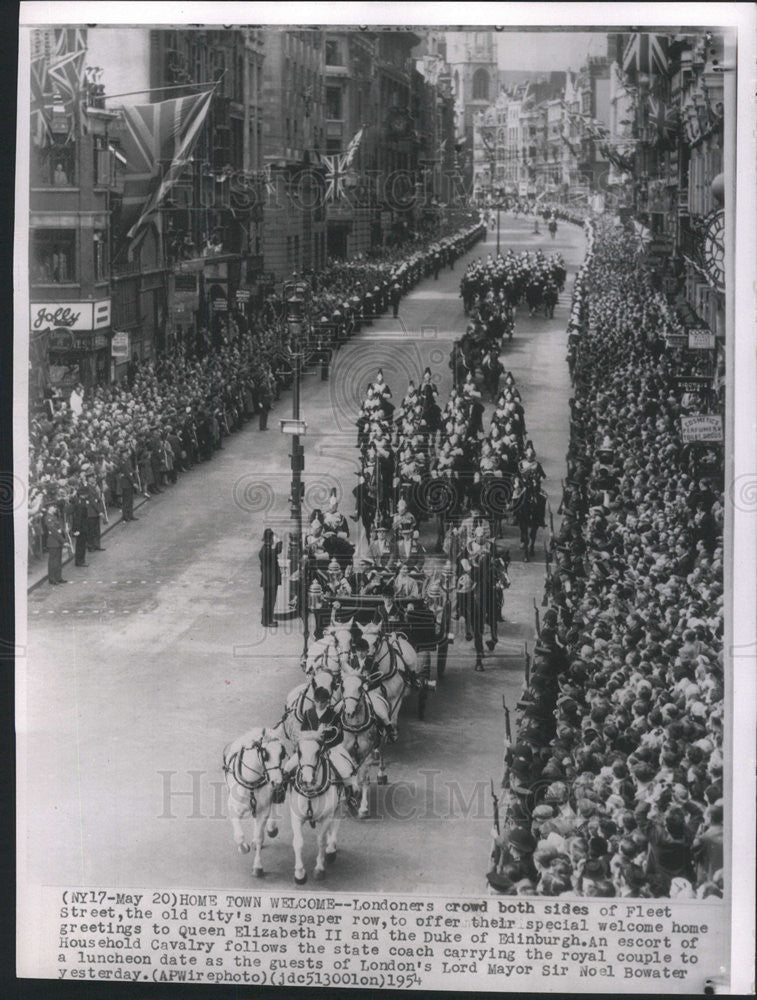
[116,88,214,251]
[322,153,346,202]
[622,32,670,79]
[322,128,364,201]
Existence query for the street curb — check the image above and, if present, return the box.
[27,491,152,595]
[26,229,487,597]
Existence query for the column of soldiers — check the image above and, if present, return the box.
[340,340,548,670]
[461,249,566,321]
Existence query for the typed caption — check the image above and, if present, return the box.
[19,886,727,992]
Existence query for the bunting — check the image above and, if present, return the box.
[116,88,214,252]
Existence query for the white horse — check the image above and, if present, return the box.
[357,623,421,733]
[222,728,287,876]
[288,730,341,884]
[282,668,341,743]
[340,670,386,817]
[305,621,353,678]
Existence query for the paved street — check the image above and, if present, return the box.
[21,214,584,894]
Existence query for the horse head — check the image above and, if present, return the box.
[359,621,383,656]
[340,671,368,721]
[330,620,354,660]
[259,736,287,789]
[296,730,325,786]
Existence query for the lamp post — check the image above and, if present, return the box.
[281,279,311,653]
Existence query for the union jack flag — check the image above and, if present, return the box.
[322,128,364,202]
[623,32,670,79]
[30,54,53,147]
[322,152,348,202]
[47,27,88,135]
[648,96,680,147]
[116,88,214,251]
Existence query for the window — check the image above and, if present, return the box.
[325,39,342,66]
[31,230,76,283]
[472,69,489,102]
[33,141,76,186]
[93,230,108,281]
[325,86,342,120]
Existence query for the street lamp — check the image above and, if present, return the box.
[282,279,311,652]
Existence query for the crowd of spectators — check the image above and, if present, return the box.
[490,218,725,899]
[29,217,485,565]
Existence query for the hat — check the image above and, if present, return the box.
[506,827,537,853]
[533,804,554,821]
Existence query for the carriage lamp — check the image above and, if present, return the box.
[308,579,324,610]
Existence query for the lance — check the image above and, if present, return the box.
[502,694,512,743]
[524,641,531,686]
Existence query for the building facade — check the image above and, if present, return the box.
[29,28,119,394]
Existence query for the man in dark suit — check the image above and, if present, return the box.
[118,451,138,522]
[71,487,89,567]
[84,472,105,551]
[45,506,68,584]
[259,528,282,627]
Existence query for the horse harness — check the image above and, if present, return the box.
[223,740,274,817]
[293,745,340,828]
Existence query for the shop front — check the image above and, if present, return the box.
[30,298,112,389]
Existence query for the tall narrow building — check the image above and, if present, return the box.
[446,30,499,190]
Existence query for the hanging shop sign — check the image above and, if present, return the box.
[31,299,111,333]
[674,375,711,392]
[688,328,716,350]
[212,298,229,312]
[681,414,723,443]
[665,333,688,348]
[111,330,130,359]
[48,329,110,352]
[204,261,228,281]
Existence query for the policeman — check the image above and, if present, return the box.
[390,280,402,318]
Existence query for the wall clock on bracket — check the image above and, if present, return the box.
[703,208,725,292]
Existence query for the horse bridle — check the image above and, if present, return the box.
[225,739,284,814]
[342,680,375,734]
